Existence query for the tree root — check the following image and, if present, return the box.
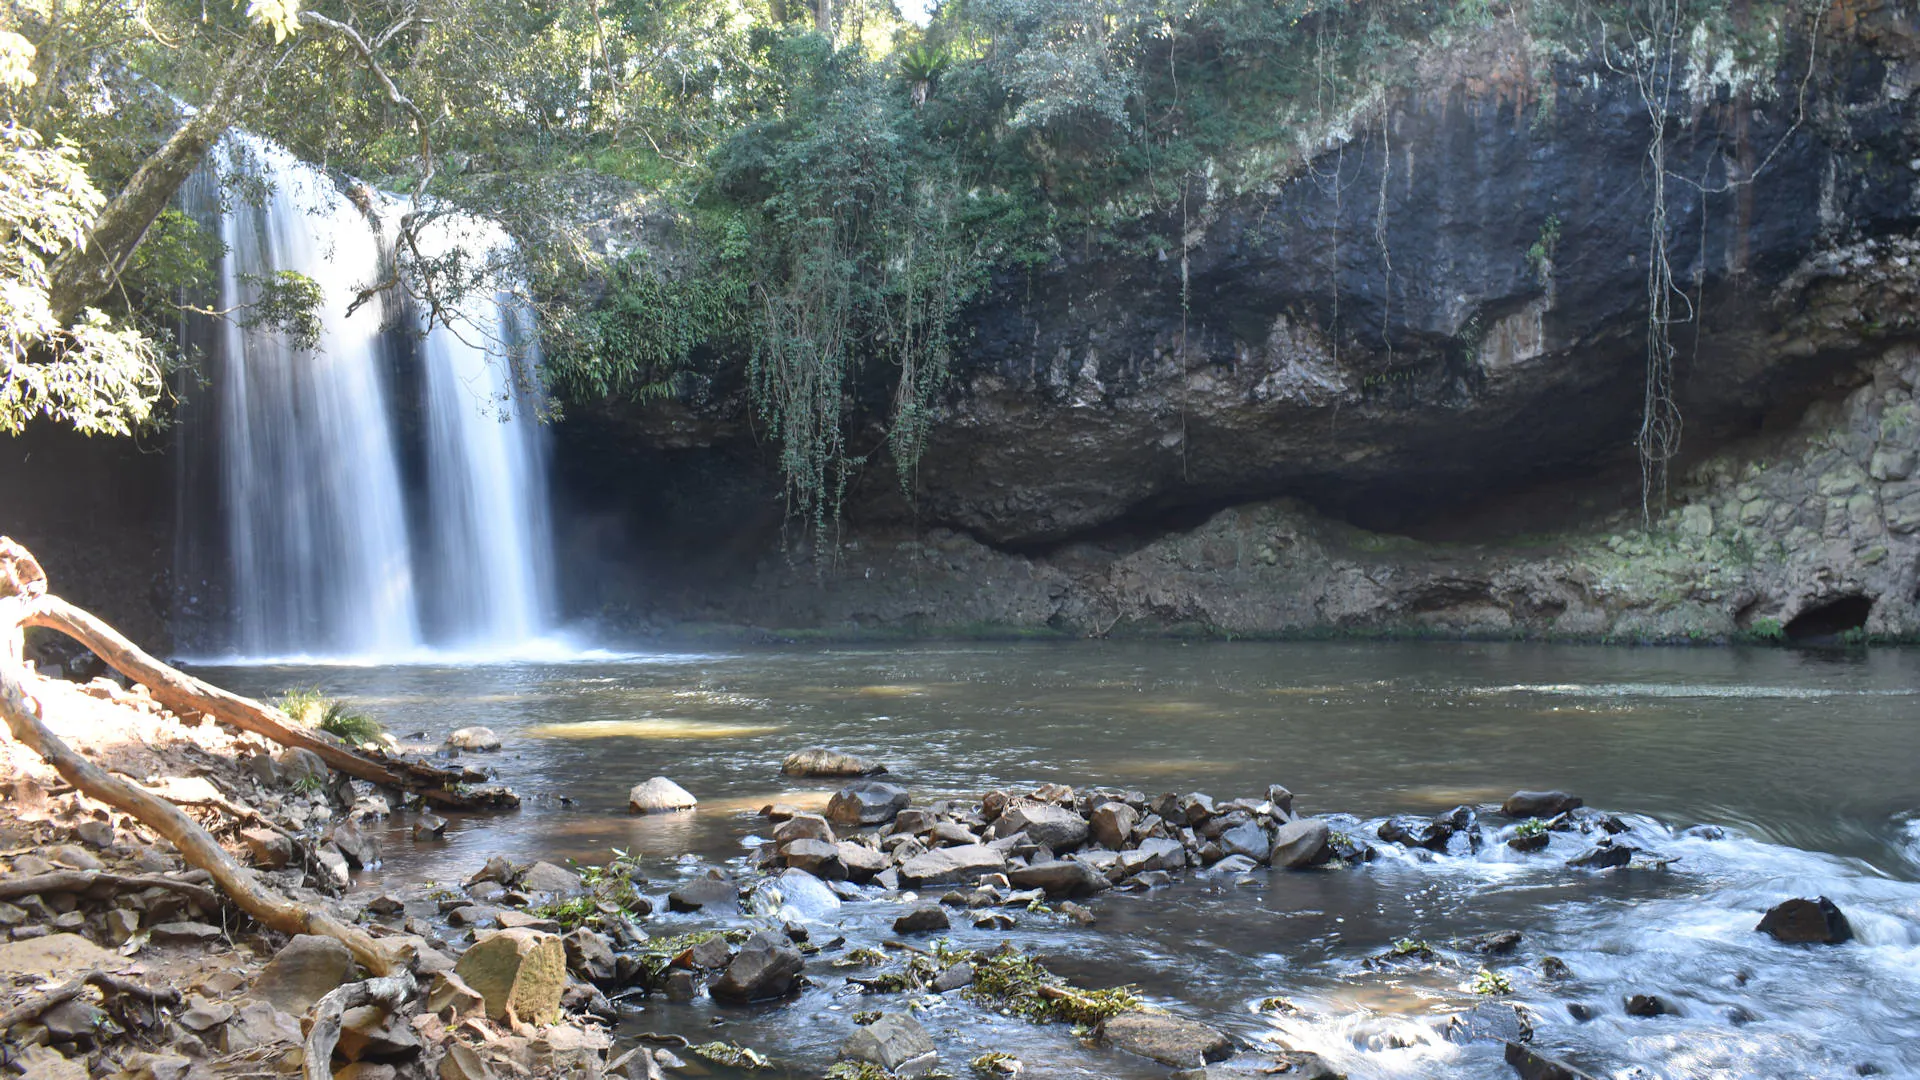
[303,973,415,1080]
[0,869,222,909]
[0,970,180,1031]
[0,539,399,976]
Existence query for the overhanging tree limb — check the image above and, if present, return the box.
[47,36,274,326]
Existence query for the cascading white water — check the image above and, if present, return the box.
[410,216,557,648]
[187,133,556,659]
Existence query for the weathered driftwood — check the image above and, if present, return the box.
[0,971,180,1031]
[0,869,222,909]
[302,972,415,1080]
[0,539,398,975]
[19,590,499,809]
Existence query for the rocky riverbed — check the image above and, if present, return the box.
[0,680,1871,1080]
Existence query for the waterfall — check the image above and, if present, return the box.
[177,133,557,659]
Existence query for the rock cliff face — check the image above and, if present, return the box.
[557,4,1920,641]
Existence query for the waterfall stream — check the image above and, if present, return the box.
[176,133,557,660]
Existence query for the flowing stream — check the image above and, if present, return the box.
[195,641,1920,1080]
[174,134,555,660]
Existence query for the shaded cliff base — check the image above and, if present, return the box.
[613,344,1920,647]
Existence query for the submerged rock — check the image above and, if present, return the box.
[782,748,886,777]
[1504,1041,1600,1080]
[839,1014,937,1077]
[628,777,698,814]
[893,905,951,934]
[1756,896,1853,944]
[1565,842,1635,869]
[1624,993,1676,1018]
[667,874,739,913]
[447,726,502,751]
[1501,791,1582,817]
[1099,1012,1233,1067]
[827,780,911,826]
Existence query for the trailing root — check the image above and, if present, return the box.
[0,536,400,975]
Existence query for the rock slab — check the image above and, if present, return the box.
[254,934,356,1015]
[1099,1012,1233,1067]
[782,748,886,777]
[839,1014,938,1077]
[454,928,567,1025]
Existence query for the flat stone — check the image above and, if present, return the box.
[241,828,292,870]
[899,844,1008,888]
[1504,1042,1600,1080]
[122,1052,193,1080]
[446,727,502,751]
[1008,859,1111,898]
[782,748,887,777]
[149,921,222,943]
[827,781,911,826]
[836,841,888,882]
[518,861,584,896]
[0,934,107,980]
[629,777,698,813]
[40,997,106,1040]
[334,1003,421,1061]
[46,845,101,871]
[839,1014,937,1077]
[73,820,114,849]
[454,928,568,1025]
[255,934,356,1015]
[932,962,973,992]
[1099,1012,1233,1067]
[439,1044,494,1080]
[428,971,486,1018]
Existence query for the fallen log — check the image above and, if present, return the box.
[0,541,398,976]
[19,591,500,810]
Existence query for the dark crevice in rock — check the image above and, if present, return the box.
[1785,595,1873,642]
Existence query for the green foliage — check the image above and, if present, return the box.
[1471,968,1514,995]
[0,119,166,436]
[277,686,383,745]
[690,1042,772,1070]
[971,1052,1021,1075]
[1391,938,1436,959]
[1746,617,1786,642]
[959,943,1142,1024]
[1514,818,1548,839]
[533,849,648,928]
[826,1063,891,1080]
[237,270,325,351]
[1526,213,1562,283]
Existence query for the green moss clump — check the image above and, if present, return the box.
[955,945,1141,1025]
[690,1041,772,1069]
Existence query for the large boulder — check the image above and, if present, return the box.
[839,1014,937,1077]
[709,932,805,1002]
[1009,860,1112,897]
[453,929,568,1025]
[1756,897,1853,944]
[253,935,355,1015]
[836,842,889,882]
[782,748,887,777]
[628,777,697,814]
[893,906,951,934]
[827,781,911,826]
[995,803,1089,851]
[899,844,1008,887]
[1269,818,1332,869]
[1098,1012,1233,1067]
